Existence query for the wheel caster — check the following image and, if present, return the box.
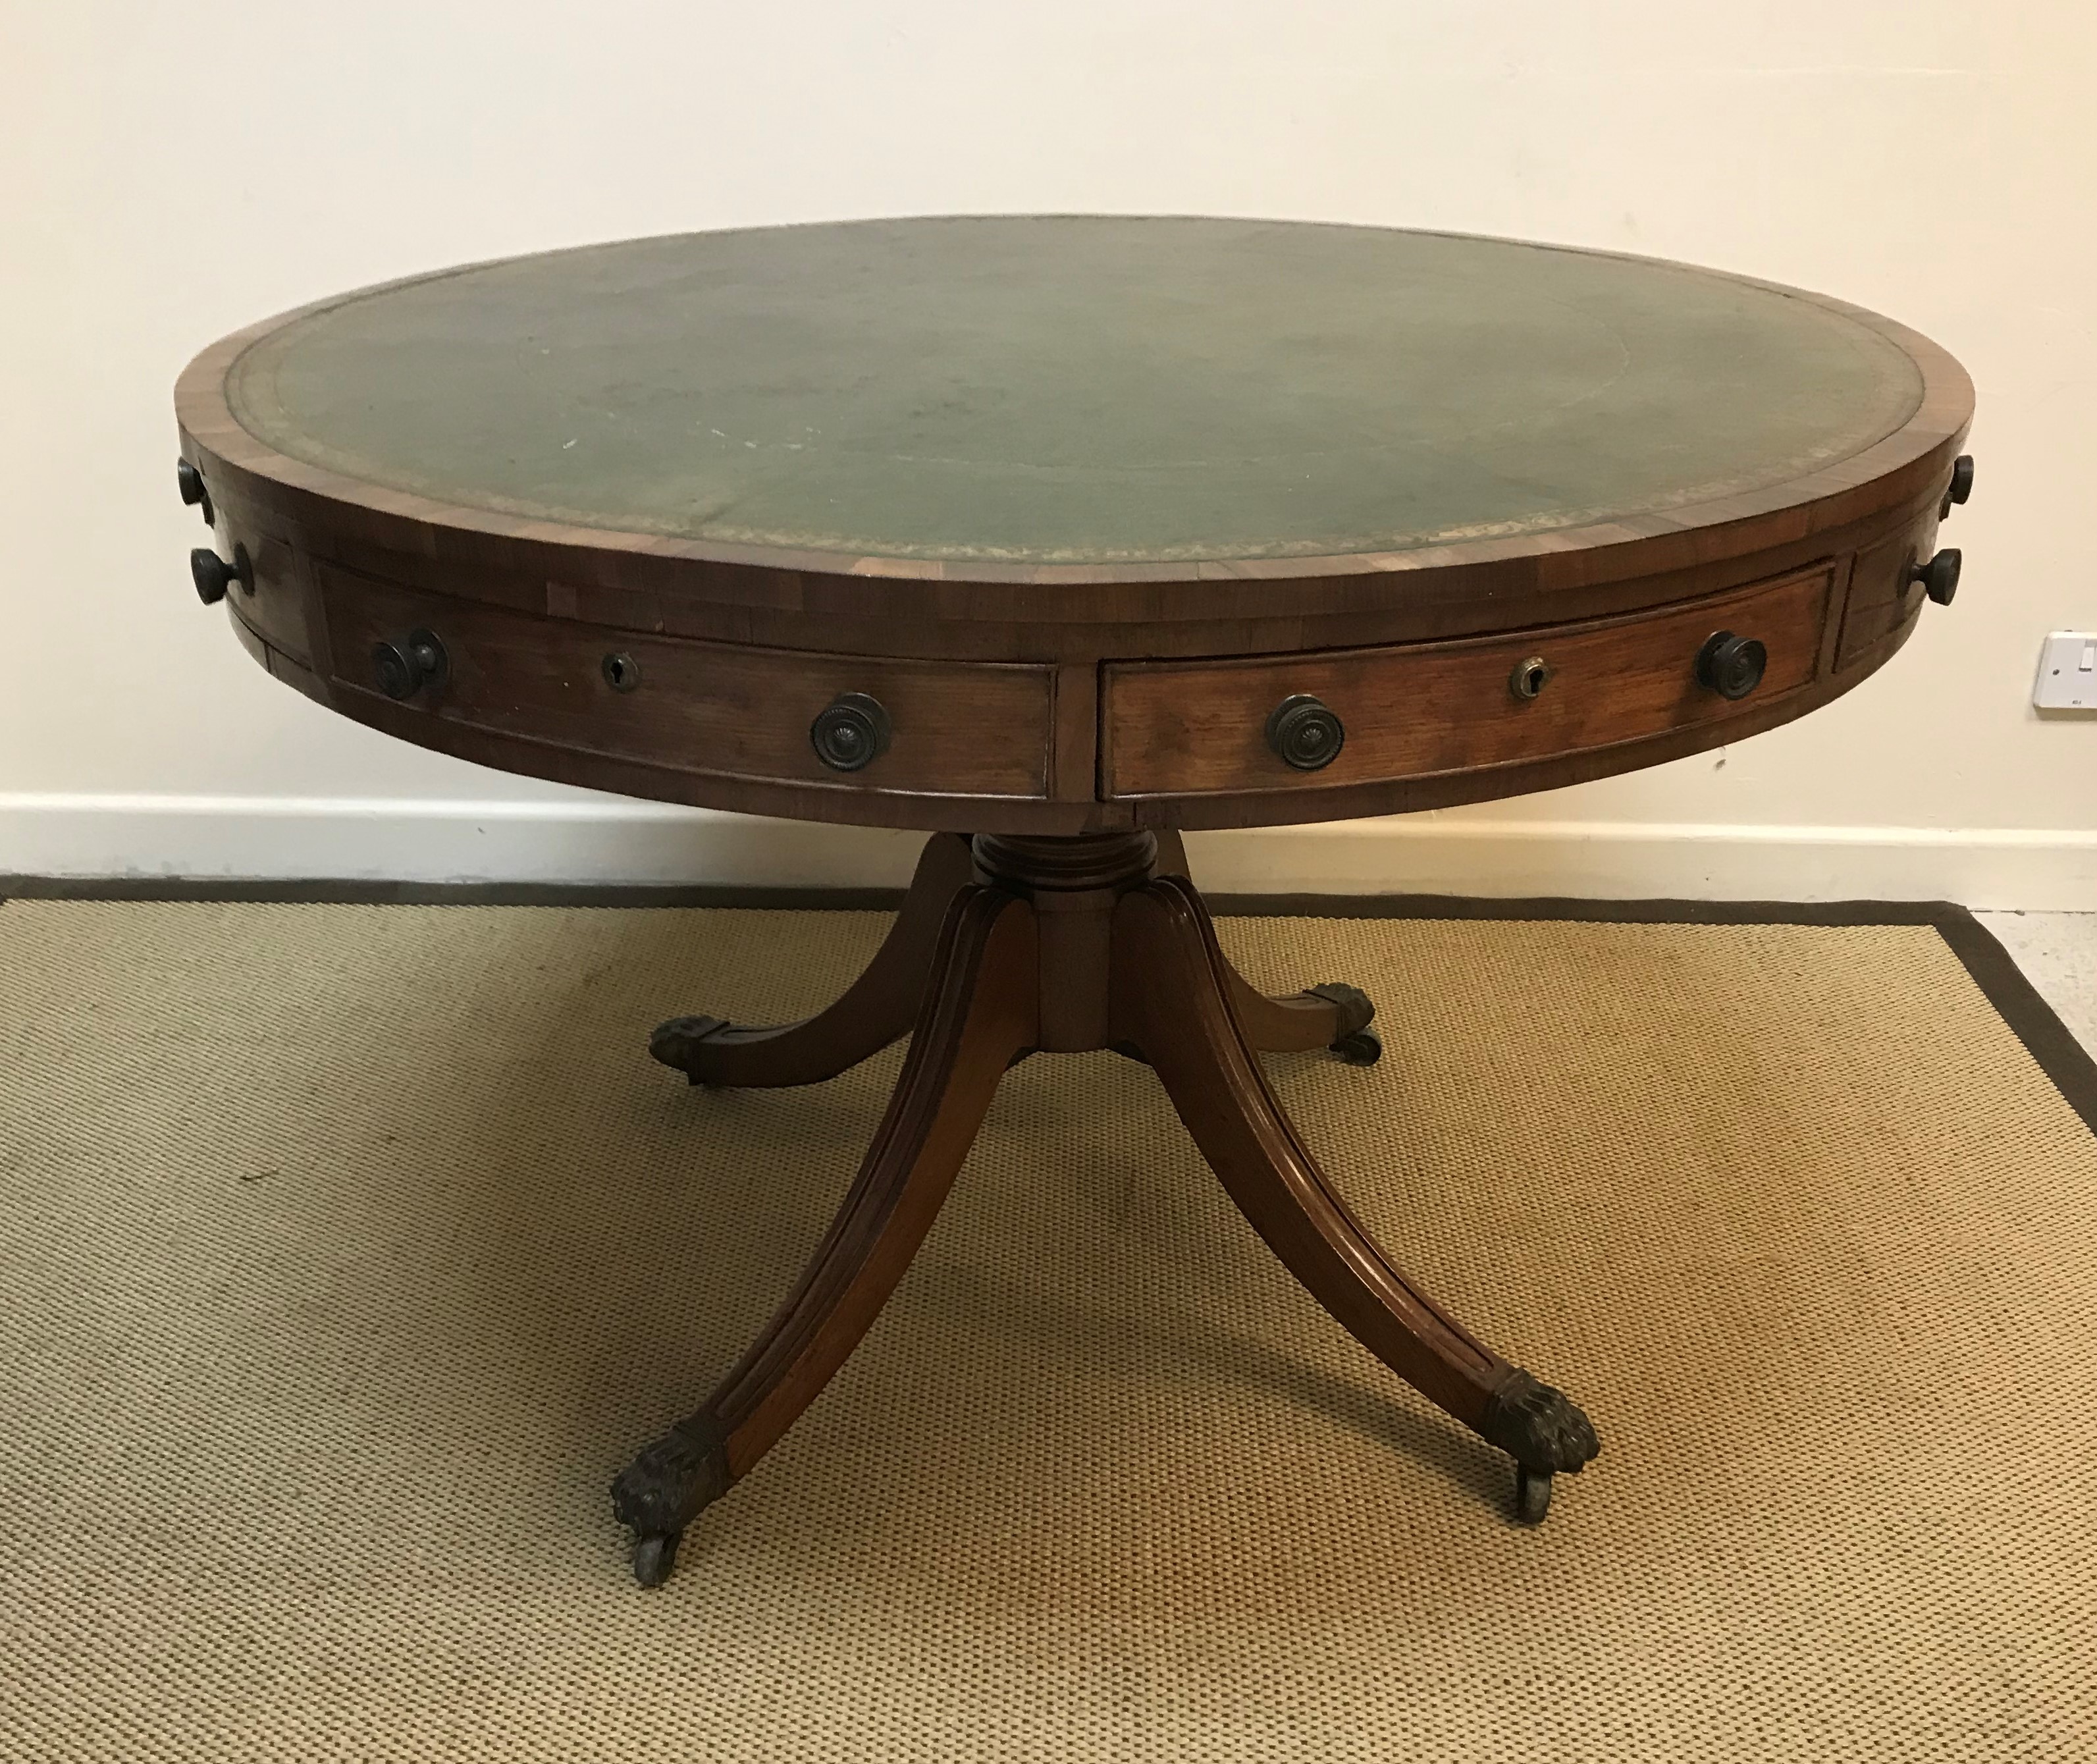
[631,1530,682,1588]
[1512,1466,1553,1525]
[1330,1025,1383,1066]
[612,1414,728,1586]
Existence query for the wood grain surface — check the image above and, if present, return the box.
[1103,564,1836,803]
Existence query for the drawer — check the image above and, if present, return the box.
[317,566,1055,798]
[1102,564,1835,799]
[217,516,310,666]
[1835,529,1928,670]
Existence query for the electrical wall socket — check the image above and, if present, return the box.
[2034,631,2097,710]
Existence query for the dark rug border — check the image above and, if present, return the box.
[5,876,2091,1137]
[1216,895,2096,1138]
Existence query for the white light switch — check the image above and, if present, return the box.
[2034,631,2097,710]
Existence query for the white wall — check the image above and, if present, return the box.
[3,1,2092,902]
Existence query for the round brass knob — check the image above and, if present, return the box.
[176,459,213,525]
[1940,454,1974,518]
[1266,694,1345,770]
[371,629,448,700]
[1695,631,1767,701]
[1912,548,1962,606]
[190,544,250,605]
[810,692,891,772]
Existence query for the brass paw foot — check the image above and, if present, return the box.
[649,1015,732,1082]
[1481,1368,1601,1472]
[1305,982,1382,1065]
[610,1415,731,1587]
[1481,1368,1600,1526]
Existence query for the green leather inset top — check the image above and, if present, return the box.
[226,217,1923,566]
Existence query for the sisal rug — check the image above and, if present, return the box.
[1,895,2094,1762]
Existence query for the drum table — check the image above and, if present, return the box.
[174,217,1975,1586]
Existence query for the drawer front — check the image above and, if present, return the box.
[213,498,310,666]
[1103,565,1834,799]
[317,566,1055,798]
[1835,529,1927,670]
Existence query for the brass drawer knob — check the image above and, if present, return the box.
[372,629,448,700]
[1911,548,1962,606]
[1695,631,1767,701]
[1940,454,1974,518]
[176,458,213,525]
[810,692,891,772]
[190,544,250,605]
[1266,694,1344,770]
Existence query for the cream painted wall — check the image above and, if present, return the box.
[3,2,2092,900]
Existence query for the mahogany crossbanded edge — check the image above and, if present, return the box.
[208,483,1952,837]
[190,440,1963,664]
[213,487,1948,834]
[226,591,1929,836]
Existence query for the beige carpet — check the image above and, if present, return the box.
[2,899,2094,1762]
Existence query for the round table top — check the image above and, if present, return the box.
[177,218,1972,840]
[218,217,1932,574]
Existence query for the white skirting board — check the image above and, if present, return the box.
[3,793,2096,909]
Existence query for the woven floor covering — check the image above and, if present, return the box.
[3,901,2095,1763]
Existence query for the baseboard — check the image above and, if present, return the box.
[1188,818,2097,911]
[3,793,2096,910]
[0,794,930,890]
